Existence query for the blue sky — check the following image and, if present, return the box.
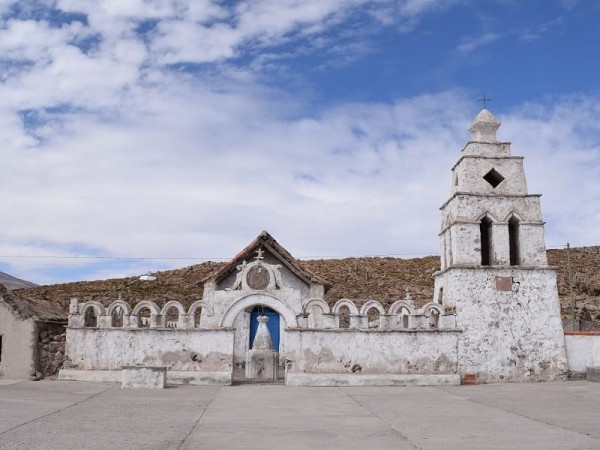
[0,0,599,285]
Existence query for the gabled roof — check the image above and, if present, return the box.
[203,230,331,291]
[0,285,67,322]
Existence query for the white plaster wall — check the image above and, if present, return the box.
[436,267,567,382]
[217,254,310,298]
[285,329,460,375]
[232,311,250,379]
[204,288,304,329]
[442,195,544,224]
[0,302,36,379]
[65,328,234,374]
[460,142,511,158]
[518,225,549,265]
[441,196,547,267]
[453,156,527,196]
[564,334,600,373]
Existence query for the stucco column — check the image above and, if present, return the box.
[493,222,510,265]
[150,314,161,328]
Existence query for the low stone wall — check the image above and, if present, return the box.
[62,327,235,385]
[284,328,461,386]
[564,331,600,374]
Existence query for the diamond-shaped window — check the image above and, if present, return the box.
[483,168,504,188]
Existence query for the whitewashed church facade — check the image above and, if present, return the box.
[59,109,568,386]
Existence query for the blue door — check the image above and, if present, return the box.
[249,306,280,350]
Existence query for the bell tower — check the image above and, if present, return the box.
[434,109,567,383]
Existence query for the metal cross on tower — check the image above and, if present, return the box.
[478,93,491,109]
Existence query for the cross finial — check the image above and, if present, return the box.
[478,93,491,109]
[255,248,264,261]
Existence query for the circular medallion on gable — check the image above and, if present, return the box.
[247,265,270,290]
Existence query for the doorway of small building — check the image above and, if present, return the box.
[249,306,280,350]
[238,305,283,384]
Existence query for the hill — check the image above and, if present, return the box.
[15,246,600,322]
[0,271,38,290]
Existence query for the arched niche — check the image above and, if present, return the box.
[220,293,298,328]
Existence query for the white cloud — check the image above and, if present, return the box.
[0,0,598,285]
[501,98,600,248]
[456,32,501,54]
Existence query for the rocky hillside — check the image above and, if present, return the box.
[15,246,600,321]
[0,271,38,290]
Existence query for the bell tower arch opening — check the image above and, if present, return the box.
[508,216,520,266]
[480,216,493,266]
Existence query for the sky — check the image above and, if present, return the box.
[0,0,599,285]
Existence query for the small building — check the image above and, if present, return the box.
[0,286,67,379]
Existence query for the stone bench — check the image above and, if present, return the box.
[122,365,167,389]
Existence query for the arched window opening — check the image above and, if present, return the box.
[480,217,493,266]
[438,288,444,305]
[508,216,520,266]
[366,308,380,329]
[84,307,97,328]
[138,307,151,328]
[111,306,124,327]
[165,306,179,328]
[338,305,351,329]
[194,307,202,328]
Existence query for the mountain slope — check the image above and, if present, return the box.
[0,271,38,290]
[16,246,600,321]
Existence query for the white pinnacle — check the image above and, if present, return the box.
[468,108,501,142]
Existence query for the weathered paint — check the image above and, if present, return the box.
[64,328,234,384]
[285,329,460,375]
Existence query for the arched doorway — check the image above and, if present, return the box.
[224,294,294,382]
[249,306,280,350]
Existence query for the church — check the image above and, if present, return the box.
[58,109,568,387]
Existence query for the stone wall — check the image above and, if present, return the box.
[62,296,460,386]
[65,328,233,371]
[285,328,460,375]
[36,323,66,377]
[438,267,568,383]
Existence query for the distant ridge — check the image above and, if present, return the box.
[14,245,600,322]
[0,271,38,290]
